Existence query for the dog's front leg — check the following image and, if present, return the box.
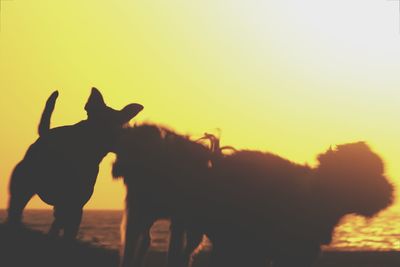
[48,208,62,236]
[120,211,150,267]
[59,206,83,240]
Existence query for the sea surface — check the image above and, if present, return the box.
[1,209,399,252]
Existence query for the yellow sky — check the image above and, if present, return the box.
[0,0,399,210]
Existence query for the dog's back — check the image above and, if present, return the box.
[201,151,313,224]
[197,143,394,267]
[114,124,212,212]
[21,121,109,205]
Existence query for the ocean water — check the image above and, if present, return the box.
[0,209,399,252]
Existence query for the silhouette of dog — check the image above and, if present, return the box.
[7,88,143,239]
[112,124,213,267]
[196,142,394,267]
[113,126,393,267]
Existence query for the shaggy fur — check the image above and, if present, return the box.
[198,142,394,267]
[114,127,393,267]
[7,88,143,239]
[113,124,213,267]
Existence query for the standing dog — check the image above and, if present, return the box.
[7,88,143,239]
[113,126,394,267]
[112,124,212,267]
[197,142,394,267]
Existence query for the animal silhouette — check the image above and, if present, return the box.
[7,88,143,239]
[196,142,394,267]
[112,124,212,267]
[114,131,394,267]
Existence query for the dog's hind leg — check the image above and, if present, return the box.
[182,230,203,267]
[134,222,152,267]
[167,219,186,267]
[7,163,35,225]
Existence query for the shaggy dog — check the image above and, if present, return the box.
[113,127,393,267]
[198,141,394,267]
[7,88,143,239]
[112,124,212,267]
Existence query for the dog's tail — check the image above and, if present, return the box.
[38,91,59,136]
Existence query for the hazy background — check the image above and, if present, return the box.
[0,0,399,210]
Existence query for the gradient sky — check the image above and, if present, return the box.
[0,0,399,210]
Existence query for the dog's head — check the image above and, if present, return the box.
[112,124,164,179]
[84,88,143,148]
[85,87,143,126]
[314,142,394,218]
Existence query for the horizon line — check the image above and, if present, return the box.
[0,208,123,211]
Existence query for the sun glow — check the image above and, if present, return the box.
[0,0,399,214]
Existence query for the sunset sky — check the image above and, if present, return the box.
[0,0,399,210]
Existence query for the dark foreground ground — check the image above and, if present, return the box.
[0,224,399,267]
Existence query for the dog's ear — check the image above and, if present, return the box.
[119,103,144,124]
[85,87,106,113]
